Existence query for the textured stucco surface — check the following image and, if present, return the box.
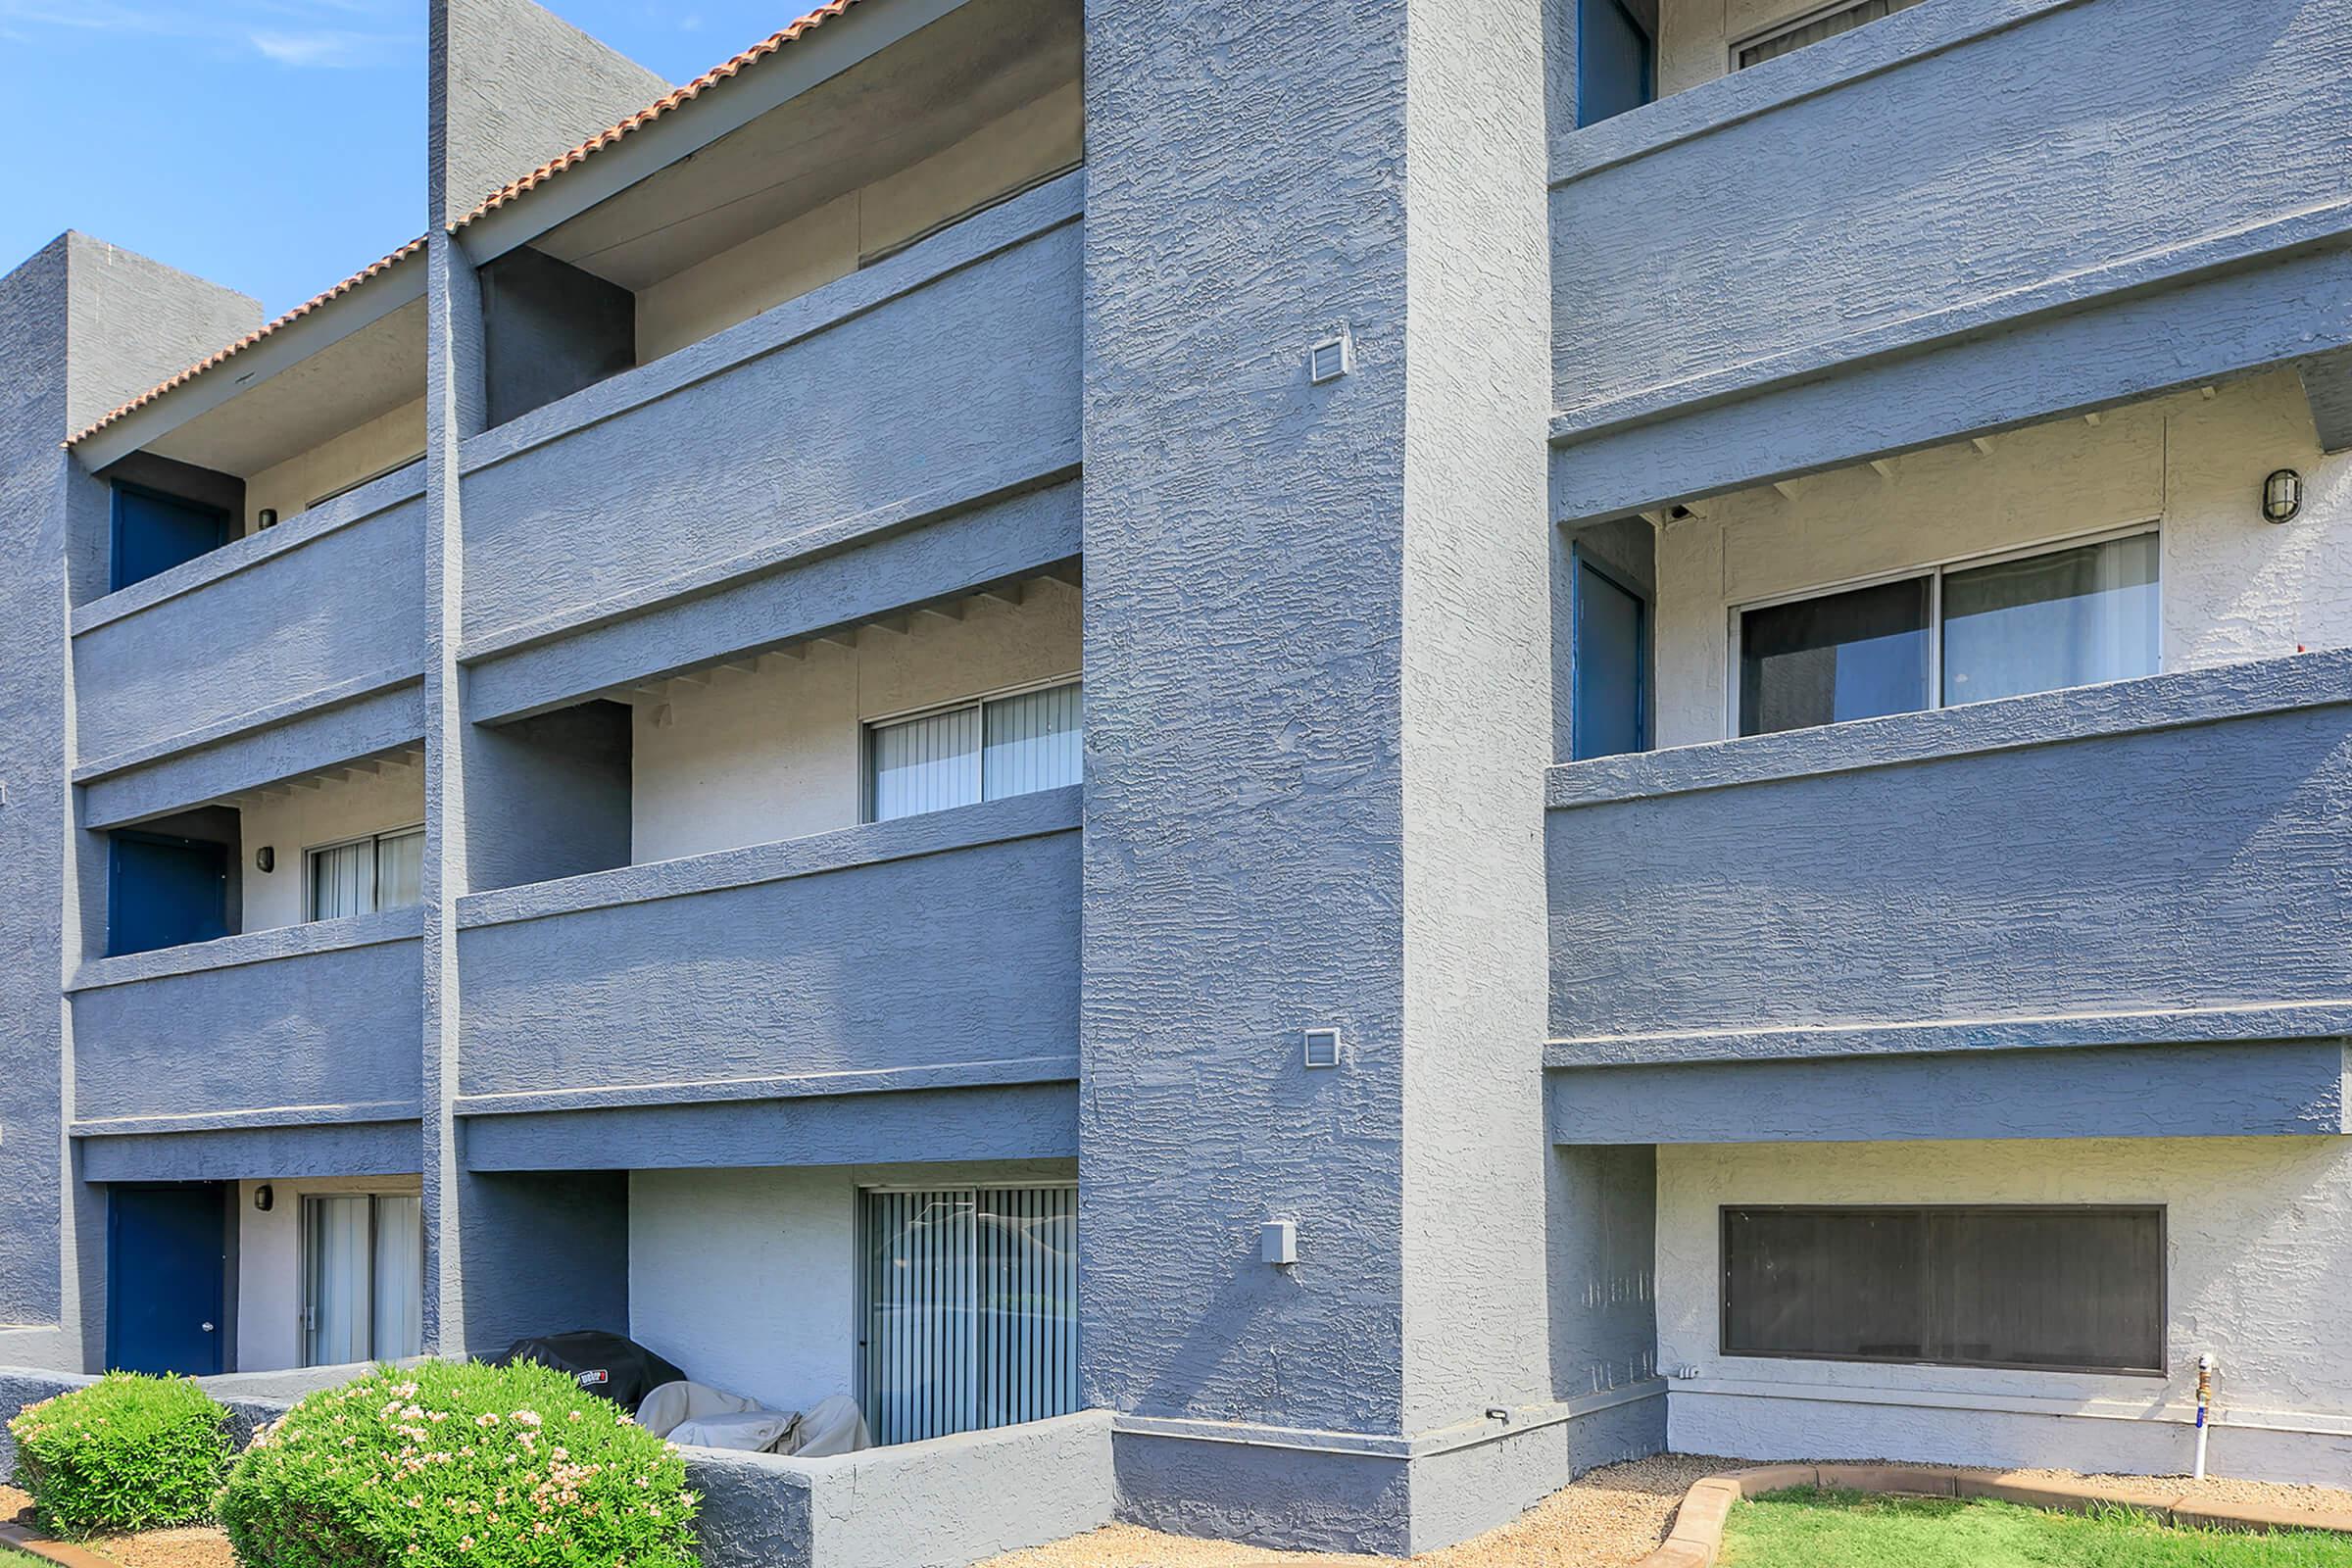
[69,920,423,1124]
[691,1409,1113,1568]
[1551,0,2352,420]
[1656,1138,2352,1485]
[71,494,425,770]
[458,795,1077,1102]
[1548,662,2352,1047]
[459,192,1079,651]
[1550,1042,2350,1144]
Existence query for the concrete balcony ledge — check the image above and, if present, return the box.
[457,785,1080,930]
[70,461,424,635]
[1552,0,2075,188]
[1546,649,2352,812]
[69,906,423,992]
[686,1410,1112,1568]
[71,667,422,785]
[457,170,1083,485]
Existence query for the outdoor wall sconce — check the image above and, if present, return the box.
[254,1184,274,1212]
[255,846,275,872]
[257,509,279,529]
[2264,468,2303,524]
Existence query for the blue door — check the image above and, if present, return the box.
[112,484,229,592]
[108,832,229,957]
[1572,558,1648,760]
[1577,0,1654,127]
[107,1185,227,1375]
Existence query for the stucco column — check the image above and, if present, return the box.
[1078,0,1559,1551]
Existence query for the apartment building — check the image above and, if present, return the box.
[2,0,2348,1556]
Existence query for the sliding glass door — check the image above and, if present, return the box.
[860,1186,1079,1445]
[304,1193,424,1366]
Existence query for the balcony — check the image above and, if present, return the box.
[1548,0,2352,516]
[71,465,427,786]
[456,173,1083,671]
[68,910,424,1138]
[450,788,1081,1159]
[1543,654,2352,1145]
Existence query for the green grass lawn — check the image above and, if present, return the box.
[0,1550,49,1567]
[1724,1487,2352,1567]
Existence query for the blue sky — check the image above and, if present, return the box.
[0,1,804,314]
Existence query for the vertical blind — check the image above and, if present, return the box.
[306,1193,425,1366]
[1737,0,1925,70]
[861,1186,1080,1446]
[868,681,1081,823]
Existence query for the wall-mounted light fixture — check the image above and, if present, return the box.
[254,1183,274,1212]
[255,846,275,873]
[257,509,279,529]
[2264,468,2304,525]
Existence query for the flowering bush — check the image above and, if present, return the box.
[219,1359,698,1568]
[6,1372,232,1537]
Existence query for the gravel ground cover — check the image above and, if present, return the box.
[979,1459,2352,1568]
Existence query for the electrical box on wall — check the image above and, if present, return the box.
[1261,1219,1298,1266]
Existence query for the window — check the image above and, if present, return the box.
[866,681,1081,823]
[1721,1205,2166,1374]
[1578,0,1654,127]
[1572,557,1649,760]
[860,1186,1078,1445]
[1736,529,2158,737]
[304,1193,423,1367]
[307,826,424,921]
[1735,0,1927,71]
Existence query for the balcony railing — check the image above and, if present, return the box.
[1545,654,2352,1063]
[452,788,1081,1116]
[70,466,426,777]
[67,910,424,1132]
[456,174,1083,666]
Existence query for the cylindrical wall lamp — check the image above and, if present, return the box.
[2264,468,2304,524]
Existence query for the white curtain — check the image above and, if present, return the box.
[1940,533,2159,707]
[375,830,424,912]
[869,708,982,822]
[309,842,373,921]
[982,684,1082,801]
[371,1196,423,1359]
[306,1196,371,1366]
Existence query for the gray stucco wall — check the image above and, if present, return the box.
[456,792,1078,1102]
[0,234,263,1358]
[68,915,423,1126]
[692,1409,1113,1568]
[71,481,425,774]
[1551,0,2352,422]
[1548,655,2352,1051]
[457,184,1080,655]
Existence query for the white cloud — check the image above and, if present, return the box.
[0,0,411,66]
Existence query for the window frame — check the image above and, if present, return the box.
[860,674,1082,825]
[303,822,427,922]
[1730,0,1927,73]
[299,1187,423,1369]
[1724,521,2161,739]
[1717,1202,2169,1378]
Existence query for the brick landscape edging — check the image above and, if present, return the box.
[0,1520,117,1568]
[1638,1464,2352,1567]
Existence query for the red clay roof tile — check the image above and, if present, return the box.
[450,0,867,231]
[64,236,427,450]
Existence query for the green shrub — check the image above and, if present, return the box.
[6,1372,232,1537]
[220,1359,698,1568]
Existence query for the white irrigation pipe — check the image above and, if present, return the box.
[2194,1354,2218,1481]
